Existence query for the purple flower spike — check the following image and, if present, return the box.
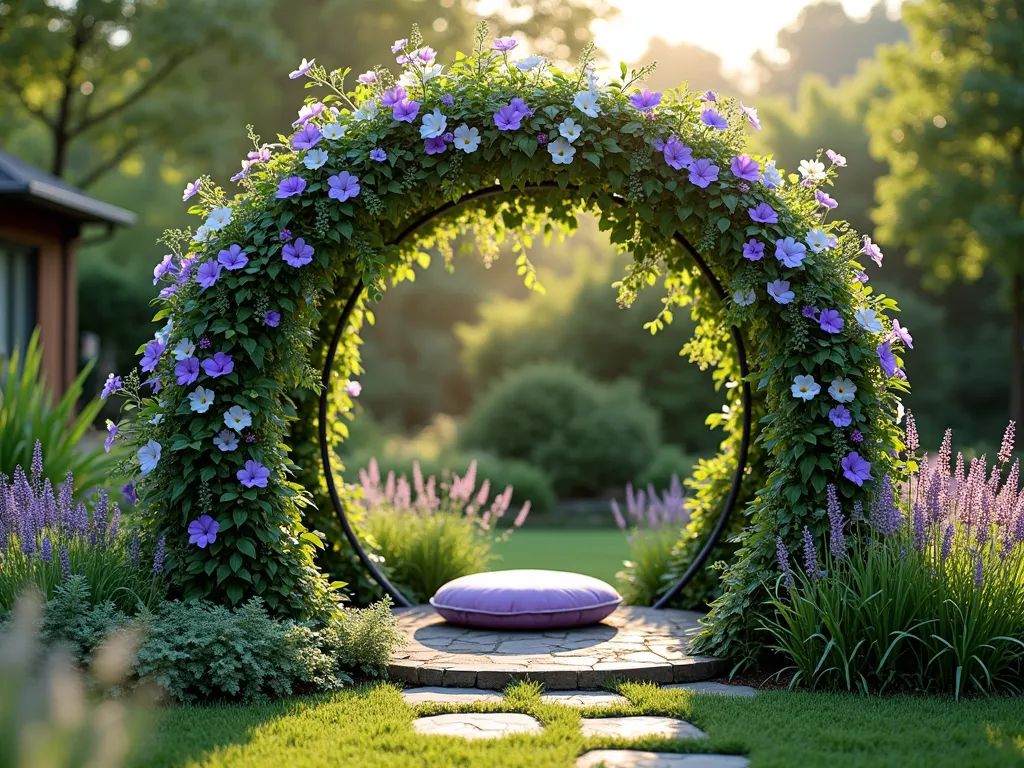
[202,352,234,378]
[187,515,219,548]
[802,526,825,579]
[629,89,662,111]
[276,176,306,199]
[749,202,778,224]
[238,460,271,489]
[776,536,795,590]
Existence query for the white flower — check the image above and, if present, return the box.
[188,386,215,414]
[805,229,831,254]
[213,429,239,452]
[194,225,212,243]
[798,159,826,180]
[224,405,253,433]
[585,66,599,91]
[761,161,783,189]
[398,65,443,88]
[558,117,582,143]
[303,149,328,169]
[204,206,232,231]
[792,375,821,401]
[421,64,443,82]
[173,338,196,361]
[420,108,448,139]
[573,90,601,118]
[321,122,347,140]
[548,137,576,165]
[354,100,378,121]
[149,413,163,426]
[154,319,173,345]
[733,289,756,306]
[855,308,884,333]
[137,440,161,475]
[515,55,545,71]
[453,123,480,153]
[896,401,905,424]
[829,377,857,403]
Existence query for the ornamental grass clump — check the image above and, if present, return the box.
[0,442,165,613]
[764,419,1024,698]
[357,458,530,602]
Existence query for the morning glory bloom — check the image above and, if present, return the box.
[799,159,826,180]
[187,515,219,548]
[767,279,795,304]
[829,405,853,427]
[741,102,761,130]
[322,122,347,140]
[802,305,819,320]
[629,89,662,111]
[877,341,898,377]
[515,54,544,71]
[140,339,165,373]
[182,178,201,202]
[276,176,306,199]
[743,239,765,261]
[855,308,884,333]
[573,91,601,118]
[345,380,362,397]
[700,90,717,102]
[202,352,234,378]
[663,137,693,170]
[217,244,248,270]
[357,70,377,84]
[815,190,838,209]
[493,104,525,131]
[291,123,321,150]
[196,260,222,290]
[420,108,448,139]
[855,270,870,284]
[104,420,118,453]
[862,236,884,267]
[559,118,583,143]
[424,136,447,155]
[188,386,215,413]
[289,58,315,79]
[842,452,873,486]
[749,202,778,223]
[733,289,756,306]
[354,100,379,121]
[891,319,914,349]
[303,149,329,169]
[213,430,239,452]
[391,39,407,54]
[369,148,388,162]
[172,339,195,361]
[153,254,175,284]
[688,159,719,188]
[175,357,199,386]
[205,206,232,231]
[492,36,518,51]
[328,171,360,201]
[264,310,281,327]
[292,102,325,127]
[158,285,178,299]
[792,375,821,401]
[392,99,420,123]
[819,309,844,334]
[229,161,251,182]
[194,225,211,243]
[776,237,807,268]
[700,107,728,130]
[826,149,847,167]
[137,440,161,475]
[283,237,315,268]
[224,405,253,433]
[731,154,761,181]
[829,377,857,403]
[238,460,271,489]
[412,46,437,64]
[805,229,831,253]
[101,373,122,399]
[548,138,576,165]
[453,124,480,153]
[761,161,783,189]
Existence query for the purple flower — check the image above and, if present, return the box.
[891,319,913,349]
[121,483,138,506]
[826,149,847,167]
[248,148,271,164]
[175,357,199,386]
[283,237,314,268]
[153,254,175,284]
[196,259,222,290]
[230,161,251,182]
[700,107,728,130]
[238,460,271,489]
[536,133,549,145]
[140,340,165,373]
[217,244,249,271]
[144,376,161,393]
[327,171,360,202]
[424,136,447,154]
[380,86,407,107]
[688,159,719,188]
[391,39,407,54]
[291,123,322,150]
[492,37,518,51]
[999,421,1016,464]
[740,102,761,130]
[742,239,765,261]
[198,336,212,350]
[392,99,420,123]
[292,102,325,127]
[441,94,455,106]
[767,279,795,304]
[700,90,718,103]
[202,352,234,378]
[182,178,201,202]
[264,310,281,328]
[862,236,883,267]
[104,421,118,453]
[358,70,377,85]
[819,308,844,334]
[289,58,314,79]
[802,305,819,319]
[815,190,838,209]
[493,104,524,131]
[827,484,847,559]
[276,176,306,199]
[279,229,292,242]
[842,451,873,486]
[345,380,362,397]
[187,515,219,548]
[101,373,122,399]
[802,526,824,579]
[159,285,178,299]
[877,341,898,377]
[508,97,534,119]
[775,237,807,268]
[370,148,387,162]
[629,89,662,111]
[749,202,778,224]
[661,137,693,171]
[829,405,852,427]
[851,430,864,444]
[731,154,760,181]
[854,270,869,284]
[776,536,795,589]
[152,535,166,574]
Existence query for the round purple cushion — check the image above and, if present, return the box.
[429,569,622,630]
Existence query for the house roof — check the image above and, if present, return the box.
[0,148,136,227]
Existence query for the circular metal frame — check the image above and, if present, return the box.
[318,183,753,609]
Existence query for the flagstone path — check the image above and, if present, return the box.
[576,752,750,767]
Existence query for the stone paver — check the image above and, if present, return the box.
[412,712,543,739]
[576,751,749,768]
[665,682,757,697]
[391,606,728,690]
[579,716,707,741]
[401,687,503,704]
[540,691,629,708]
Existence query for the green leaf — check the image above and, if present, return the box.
[583,152,601,167]
[300,532,325,550]
[237,539,257,558]
[233,508,248,527]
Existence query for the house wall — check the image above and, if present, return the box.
[0,200,79,393]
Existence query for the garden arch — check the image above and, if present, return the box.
[130,31,908,653]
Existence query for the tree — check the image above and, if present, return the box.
[630,37,739,96]
[869,0,1024,425]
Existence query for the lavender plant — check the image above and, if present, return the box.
[763,418,1024,697]
[0,442,165,613]
[357,459,530,602]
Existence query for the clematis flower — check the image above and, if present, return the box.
[322,122,347,140]
[548,138,576,165]
[733,289,756,306]
[217,244,248,270]
[182,178,201,202]
[289,58,315,79]
[740,102,761,130]
[731,154,760,181]
[663,137,693,170]
[101,373,122,399]
[792,375,821,401]
[392,99,420,122]
[205,206,232,231]
[224,405,252,433]
[891,319,913,349]
[776,237,807,268]
[877,341,898,377]
[829,377,857,403]
[453,124,480,153]
[104,420,118,453]
[213,430,238,452]
[283,237,314,268]
[700,107,728,130]
[761,161,783,189]
[137,440,161,475]
[815,190,838,209]
[558,117,583,143]
[819,309,844,334]
[369,148,387,162]
[264,310,281,328]
[196,260,222,290]
[688,159,719,188]
[140,340,165,373]
[202,352,234,378]
[805,229,831,253]
[742,239,765,261]
[276,176,306,199]
[862,236,884,267]
[629,89,662,111]
[573,90,601,117]
[855,308,884,333]
[238,460,271,489]
[842,451,872,486]
[767,279,795,304]
[188,386,215,413]
[420,108,447,139]
[829,405,852,427]
[175,357,199,386]
[749,202,778,223]
[303,149,328,170]
[188,515,219,548]
[328,171,360,201]
[826,149,847,166]
[799,159,826,180]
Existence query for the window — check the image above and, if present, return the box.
[0,240,37,366]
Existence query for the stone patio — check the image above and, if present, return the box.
[578,716,707,740]
[411,712,544,739]
[389,606,729,690]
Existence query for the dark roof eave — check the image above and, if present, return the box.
[21,180,138,227]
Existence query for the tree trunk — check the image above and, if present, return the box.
[1012,273,1024,427]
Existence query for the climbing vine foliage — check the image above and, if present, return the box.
[110,25,908,652]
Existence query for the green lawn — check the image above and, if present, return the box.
[134,681,1024,767]
[491,529,631,585]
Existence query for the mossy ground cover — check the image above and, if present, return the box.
[136,681,1024,768]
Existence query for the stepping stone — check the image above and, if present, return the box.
[664,682,756,697]
[577,751,750,768]
[579,716,707,741]
[401,687,503,704]
[412,713,543,740]
[541,691,629,708]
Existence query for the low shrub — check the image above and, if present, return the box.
[357,459,531,602]
[636,444,697,491]
[763,420,1024,697]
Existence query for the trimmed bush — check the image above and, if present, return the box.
[637,444,697,492]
